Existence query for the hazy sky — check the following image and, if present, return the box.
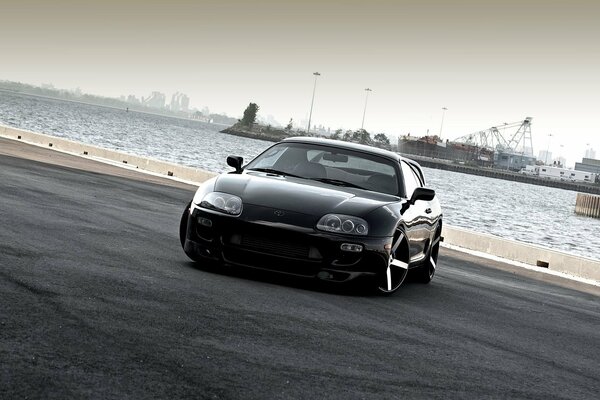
[1,0,599,166]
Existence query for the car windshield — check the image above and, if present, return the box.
[245,142,400,195]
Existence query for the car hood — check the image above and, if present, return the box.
[214,172,398,217]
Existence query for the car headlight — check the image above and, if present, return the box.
[316,214,369,235]
[197,192,243,216]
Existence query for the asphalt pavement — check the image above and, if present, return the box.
[1,143,599,399]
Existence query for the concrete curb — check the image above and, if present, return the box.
[442,225,600,282]
[0,124,216,185]
[2,124,598,284]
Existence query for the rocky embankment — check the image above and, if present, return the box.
[220,123,292,142]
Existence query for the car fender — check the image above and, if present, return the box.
[192,176,218,205]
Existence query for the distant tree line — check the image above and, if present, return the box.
[240,103,260,126]
[233,103,393,150]
[331,129,392,150]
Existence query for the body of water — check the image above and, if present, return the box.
[0,91,270,173]
[1,91,598,260]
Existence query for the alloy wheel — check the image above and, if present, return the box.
[378,231,409,294]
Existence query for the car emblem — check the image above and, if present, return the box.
[274,210,285,217]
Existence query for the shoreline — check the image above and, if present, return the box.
[407,154,600,195]
[220,125,288,143]
[0,124,215,187]
[0,88,231,128]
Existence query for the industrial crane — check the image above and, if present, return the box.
[453,117,534,156]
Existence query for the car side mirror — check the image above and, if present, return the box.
[227,156,243,173]
[410,187,435,204]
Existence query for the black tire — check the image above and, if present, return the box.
[414,233,440,284]
[376,229,410,295]
[179,202,191,249]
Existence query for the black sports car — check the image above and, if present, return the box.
[180,137,442,294]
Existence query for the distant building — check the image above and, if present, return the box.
[585,147,597,159]
[538,150,553,165]
[575,157,600,176]
[170,92,190,112]
[534,165,596,183]
[127,95,141,105]
[495,151,536,171]
[169,92,190,112]
[143,92,166,109]
[180,94,189,111]
[170,93,179,111]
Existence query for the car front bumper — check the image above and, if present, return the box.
[184,205,392,283]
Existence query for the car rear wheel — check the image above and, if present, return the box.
[377,230,409,295]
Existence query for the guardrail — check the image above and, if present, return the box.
[0,124,216,184]
[2,124,598,283]
[442,226,600,282]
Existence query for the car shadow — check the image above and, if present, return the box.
[178,259,422,297]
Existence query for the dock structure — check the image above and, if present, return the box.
[575,193,600,218]
[408,155,600,195]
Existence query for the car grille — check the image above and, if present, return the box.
[222,245,321,276]
[244,235,309,258]
[228,233,314,259]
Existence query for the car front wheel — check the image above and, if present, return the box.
[414,233,440,284]
[179,202,203,262]
[377,229,410,295]
[179,202,191,248]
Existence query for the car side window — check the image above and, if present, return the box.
[400,161,421,198]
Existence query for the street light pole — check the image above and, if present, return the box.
[307,72,321,134]
[545,133,553,164]
[439,107,448,137]
[559,144,564,167]
[361,88,372,131]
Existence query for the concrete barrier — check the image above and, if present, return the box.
[442,225,600,281]
[2,124,598,283]
[0,124,216,184]
[575,193,600,218]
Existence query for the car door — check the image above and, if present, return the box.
[400,161,434,262]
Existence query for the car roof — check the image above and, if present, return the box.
[282,136,410,163]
